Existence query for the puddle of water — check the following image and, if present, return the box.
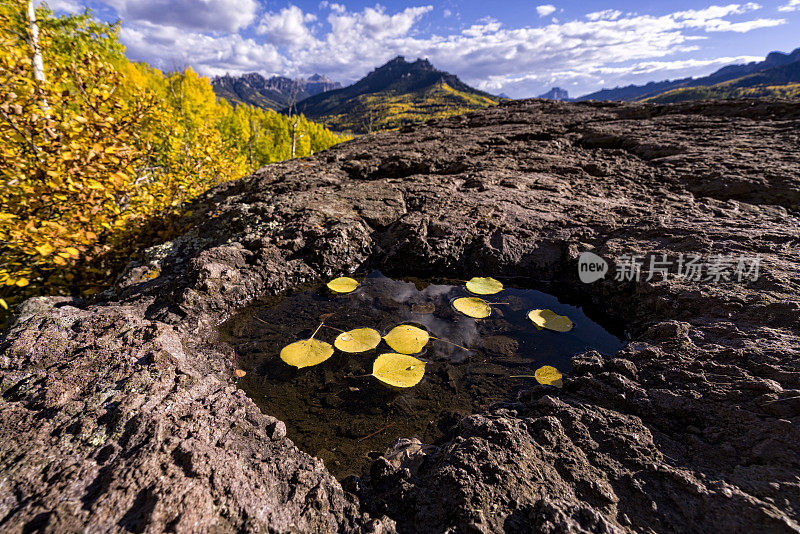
[219,271,623,479]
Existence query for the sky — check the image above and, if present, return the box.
[42,0,800,98]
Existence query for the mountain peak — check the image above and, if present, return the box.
[307,73,334,83]
[294,56,499,133]
[349,57,486,99]
[537,87,570,101]
[211,72,341,110]
[764,47,800,66]
[377,56,436,72]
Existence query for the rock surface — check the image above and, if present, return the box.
[1,99,800,532]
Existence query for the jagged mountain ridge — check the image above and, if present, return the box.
[537,87,570,101]
[644,59,800,103]
[577,47,800,101]
[291,56,501,133]
[212,73,341,110]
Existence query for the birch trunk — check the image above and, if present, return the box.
[27,1,45,84]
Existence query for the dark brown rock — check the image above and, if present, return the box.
[1,99,799,532]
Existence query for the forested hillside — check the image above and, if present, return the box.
[644,60,800,103]
[0,2,347,316]
[293,57,500,133]
[643,82,800,103]
[577,48,800,102]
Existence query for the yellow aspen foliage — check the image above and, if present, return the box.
[0,3,348,317]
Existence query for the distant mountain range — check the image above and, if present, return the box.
[292,56,500,133]
[537,87,570,101]
[212,57,500,133]
[211,47,799,133]
[211,73,341,110]
[577,47,800,102]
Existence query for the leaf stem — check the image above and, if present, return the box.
[358,422,395,441]
[430,336,469,351]
[310,322,324,340]
[509,375,536,378]
[321,324,346,333]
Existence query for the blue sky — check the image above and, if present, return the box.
[44,0,800,97]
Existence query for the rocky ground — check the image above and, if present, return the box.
[1,98,799,533]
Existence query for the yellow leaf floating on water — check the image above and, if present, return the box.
[372,353,426,388]
[0,299,7,310]
[327,276,359,294]
[280,339,334,368]
[452,297,492,319]
[383,325,430,354]
[527,309,574,332]
[465,276,503,295]
[334,328,382,353]
[534,365,563,388]
[235,369,247,378]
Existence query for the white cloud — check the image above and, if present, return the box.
[319,1,346,14]
[536,5,557,17]
[98,2,786,97]
[257,6,317,47]
[477,54,764,96]
[120,22,283,76]
[702,18,784,31]
[39,0,83,12]
[327,5,432,41]
[586,9,623,21]
[778,0,800,11]
[461,19,502,37]
[100,0,258,32]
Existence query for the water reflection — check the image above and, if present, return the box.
[220,271,623,479]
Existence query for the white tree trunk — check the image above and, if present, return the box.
[291,122,297,159]
[27,1,45,84]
